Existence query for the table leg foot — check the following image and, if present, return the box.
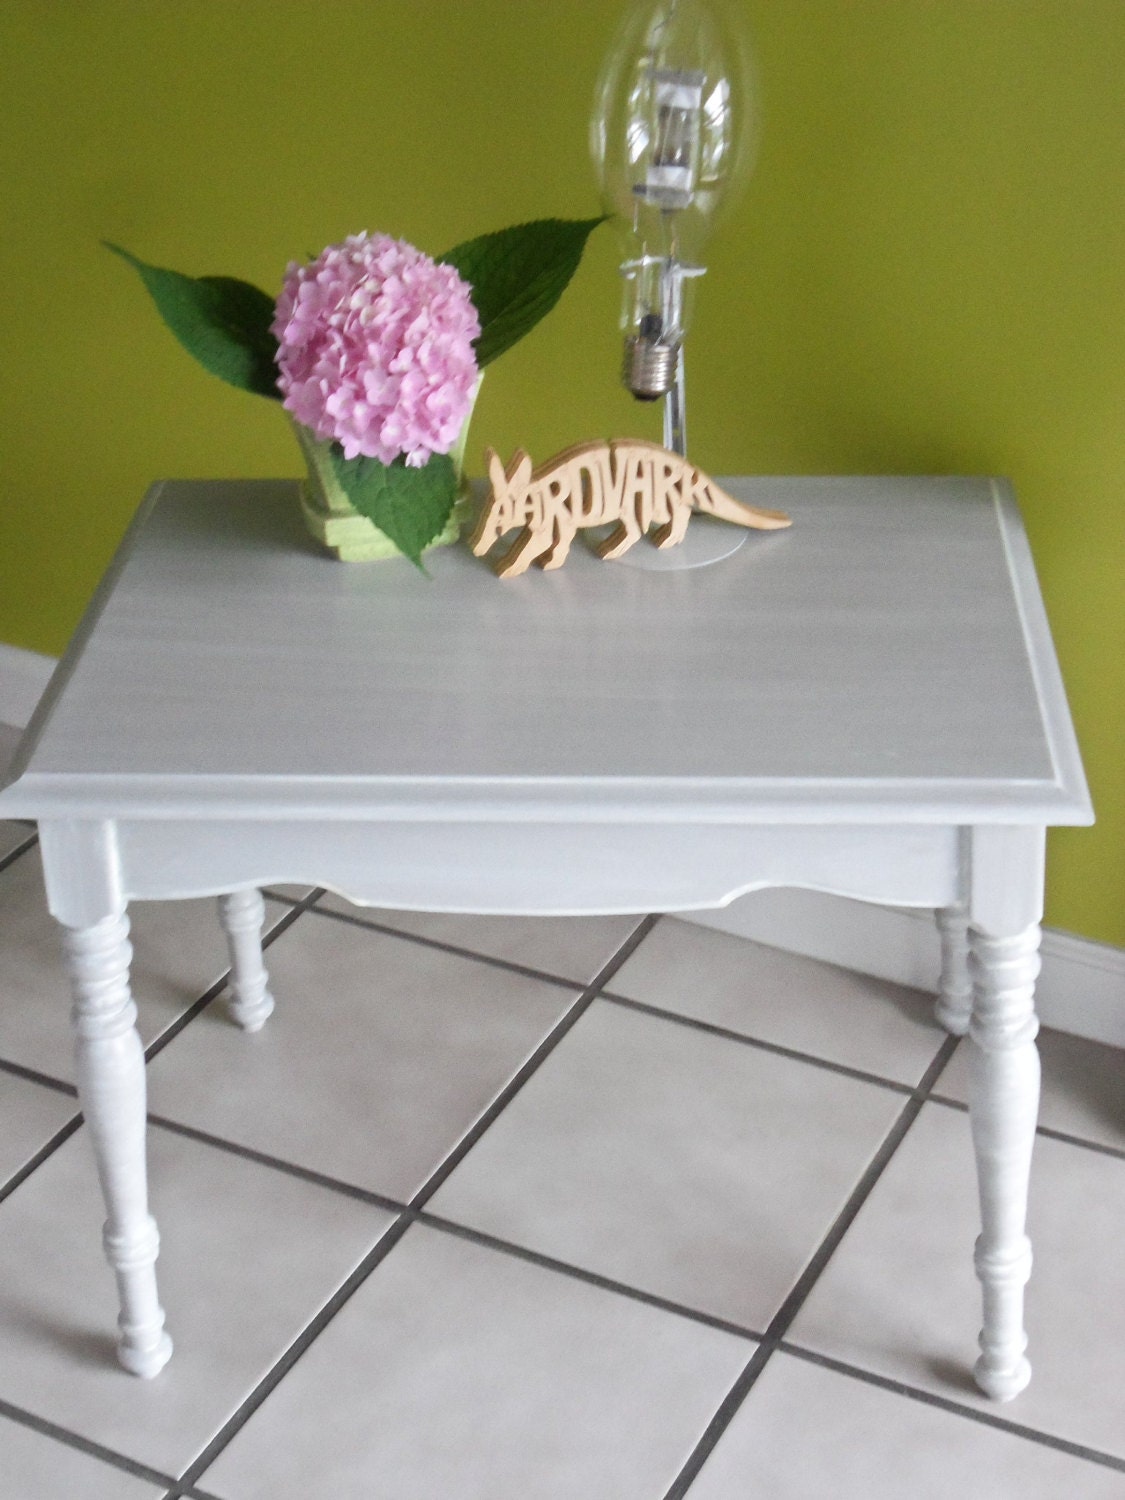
[218,890,275,1031]
[968,922,1041,1402]
[974,1344,1032,1402]
[63,911,173,1378]
[113,1234,175,1379]
[118,1334,174,1379]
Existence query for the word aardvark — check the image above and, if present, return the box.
[470,439,791,577]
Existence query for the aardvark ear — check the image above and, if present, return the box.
[471,449,511,556]
[485,447,507,493]
[505,448,533,488]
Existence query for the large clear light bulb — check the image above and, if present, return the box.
[590,0,755,455]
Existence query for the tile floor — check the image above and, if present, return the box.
[0,804,1123,1497]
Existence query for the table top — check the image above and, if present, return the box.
[0,476,1091,827]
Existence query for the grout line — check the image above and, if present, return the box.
[0,1056,78,1097]
[140,982,230,1066]
[406,914,661,1212]
[145,1114,407,1217]
[777,1344,1125,1475]
[152,1105,760,1345]
[270,886,327,918]
[600,987,921,1098]
[170,914,660,1490]
[161,1475,228,1500]
[156,1155,760,1487]
[259,885,318,907]
[303,898,621,997]
[418,1210,763,1344]
[662,1031,960,1500]
[0,1114,83,1207]
[163,1483,224,1500]
[1029,1121,1125,1162]
[172,1212,415,1493]
[0,1394,178,1491]
[0,828,37,874]
[143,916,656,1225]
[926,1091,1125,1163]
[140,1050,1120,1209]
[141,889,323,1066]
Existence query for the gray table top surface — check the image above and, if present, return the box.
[0,476,1092,826]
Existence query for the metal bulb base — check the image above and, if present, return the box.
[623,335,678,400]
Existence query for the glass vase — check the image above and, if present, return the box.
[292,378,481,562]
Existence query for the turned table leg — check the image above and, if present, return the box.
[968,923,1041,1400]
[218,889,275,1031]
[935,902,973,1036]
[63,911,173,1378]
[966,826,1044,1401]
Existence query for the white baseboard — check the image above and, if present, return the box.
[3,643,1121,1049]
[684,890,1125,1050]
[0,643,55,729]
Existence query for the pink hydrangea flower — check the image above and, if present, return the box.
[272,233,480,467]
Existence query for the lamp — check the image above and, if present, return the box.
[590,0,755,456]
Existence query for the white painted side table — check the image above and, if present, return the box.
[0,477,1092,1399]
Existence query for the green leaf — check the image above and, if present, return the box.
[438,217,605,368]
[104,242,281,399]
[329,449,457,572]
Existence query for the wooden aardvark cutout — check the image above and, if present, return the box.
[470,439,791,577]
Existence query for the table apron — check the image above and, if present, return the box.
[39,818,964,922]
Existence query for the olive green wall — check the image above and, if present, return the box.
[1,2,1121,945]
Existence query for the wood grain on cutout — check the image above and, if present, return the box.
[469,439,792,577]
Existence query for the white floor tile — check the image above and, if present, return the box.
[316,892,642,982]
[934,1028,1125,1153]
[0,1413,166,1500]
[610,917,946,1083]
[789,1101,1125,1459]
[0,848,291,1082]
[0,1071,76,1186]
[685,1352,1125,1499]
[431,999,904,1329]
[0,1125,395,1475]
[146,910,578,1198]
[202,1221,752,1500]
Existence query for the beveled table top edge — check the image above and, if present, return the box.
[0,767,1094,826]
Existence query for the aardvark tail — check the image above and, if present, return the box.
[697,477,792,531]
